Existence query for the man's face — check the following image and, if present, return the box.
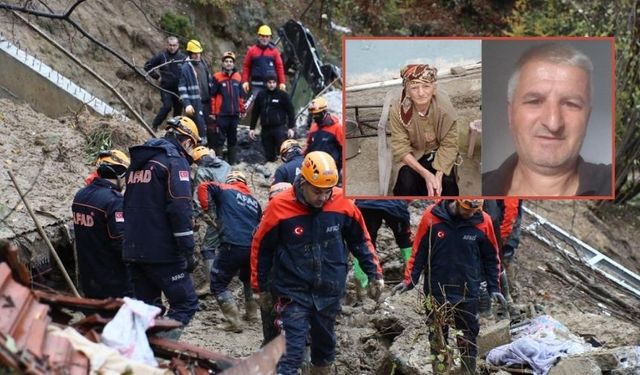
[191,52,201,61]
[180,138,195,161]
[406,81,436,109]
[508,60,591,172]
[222,57,234,70]
[167,40,179,54]
[258,34,271,46]
[266,79,277,91]
[301,181,333,208]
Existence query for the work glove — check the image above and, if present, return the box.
[278,83,286,91]
[367,278,384,301]
[242,82,250,93]
[287,128,295,139]
[491,292,507,307]
[257,292,273,310]
[185,105,195,116]
[185,254,198,273]
[391,281,410,295]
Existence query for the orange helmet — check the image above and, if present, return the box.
[222,51,236,62]
[95,149,130,178]
[300,151,338,188]
[269,182,292,200]
[456,199,484,210]
[226,170,247,185]
[279,139,302,162]
[166,116,201,145]
[193,146,211,162]
[308,97,328,114]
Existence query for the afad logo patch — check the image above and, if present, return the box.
[114,211,124,222]
[179,170,190,181]
[294,225,304,236]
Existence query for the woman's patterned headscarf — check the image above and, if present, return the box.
[400,64,438,125]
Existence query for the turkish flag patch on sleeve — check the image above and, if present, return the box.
[179,170,190,181]
[115,211,124,222]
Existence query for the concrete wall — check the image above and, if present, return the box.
[0,48,88,118]
[0,37,128,120]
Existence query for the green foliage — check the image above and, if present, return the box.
[188,0,232,7]
[505,0,640,203]
[84,127,112,165]
[159,12,198,43]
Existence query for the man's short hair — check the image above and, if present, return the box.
[507,43,594,104]
[166,36,179,45]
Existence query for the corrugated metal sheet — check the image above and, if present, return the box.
[0,262,90,373]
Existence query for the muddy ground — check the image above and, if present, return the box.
[2,97,640,374]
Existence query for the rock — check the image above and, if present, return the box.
[581,346,640,372]
[477,319,510,357]
[450,66,467,75]
[548,357,602,375]
[611,367,640,374]
[388,326,433,374]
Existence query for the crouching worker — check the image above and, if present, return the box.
[251,151,384,374]
[198,171,262,332]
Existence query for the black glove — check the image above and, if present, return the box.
[391,281,410,295]
[185,254,198,273]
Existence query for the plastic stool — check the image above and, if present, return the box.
[467,119,482,158]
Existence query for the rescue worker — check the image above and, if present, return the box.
[192,146,230,276]
[393,199,503,375]
[258,181,294,347]
[483,199,523,305]
[251,151,384,374]
[144,36,186,130]
[210,51,244,162]
[178,39,213,143]
[304,96,345,178]
[123,116,200,339]
[272,139,303,184]
[242,24,286,100]
[249,72,296,162]
[72,149,131,299]
[197,171,262,332]
[352,199,413,291]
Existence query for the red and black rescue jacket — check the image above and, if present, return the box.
[251,182,382,310]
[404,200,501,302]
[210,70,244,116]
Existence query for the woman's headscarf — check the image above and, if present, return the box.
[400,64,438,125]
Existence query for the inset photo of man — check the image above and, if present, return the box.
[481,39,614,198]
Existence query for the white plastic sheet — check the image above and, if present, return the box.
[101,297,162,367]
[486,315,593,375]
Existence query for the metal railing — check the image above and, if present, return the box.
[0,33,129,121]
[522,205,640,299]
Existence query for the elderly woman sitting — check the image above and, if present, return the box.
[390,64,460,196]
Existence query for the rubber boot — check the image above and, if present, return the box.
[400,247,412,264]
[219,301,243,333]
[227,146,238,165]
[309,364,332,375]
[244,298,260,322]
[460,356,477,375]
